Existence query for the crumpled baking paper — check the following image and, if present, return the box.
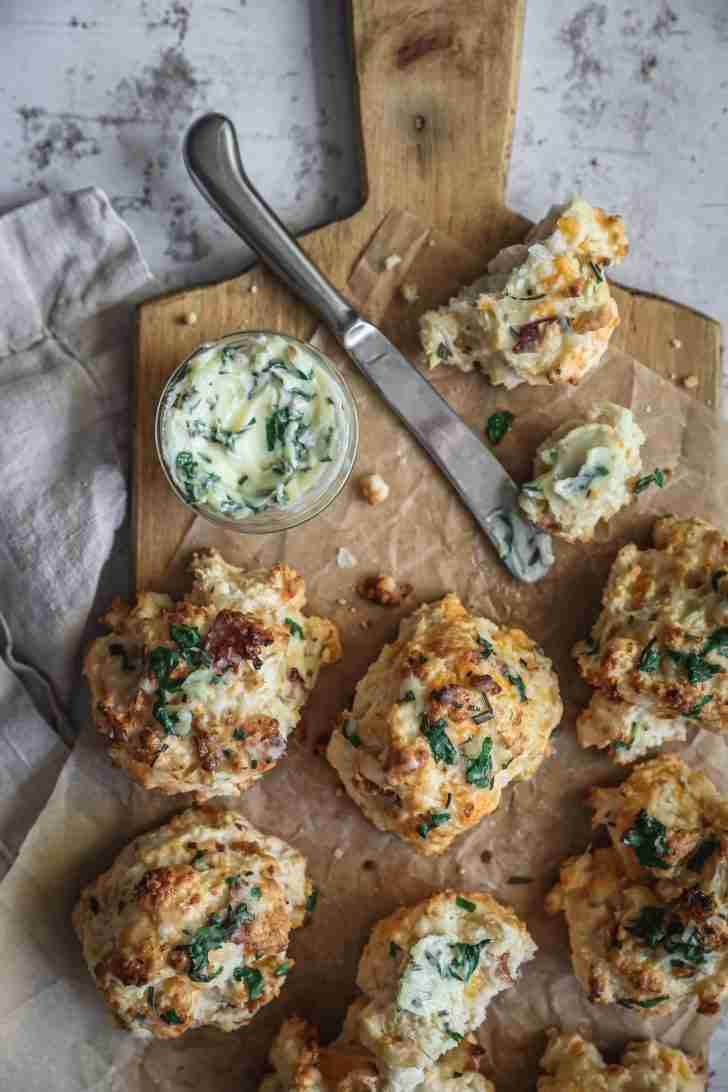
[2,210,728,1092]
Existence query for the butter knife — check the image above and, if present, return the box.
[183,113,553,583]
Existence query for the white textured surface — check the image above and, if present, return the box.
[507,0,728,395]
[0,0,363,291]
[0,3,727,1083]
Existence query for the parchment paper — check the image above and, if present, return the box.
[2,210,728,1092]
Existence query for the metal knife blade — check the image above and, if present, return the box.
[184,113,554,582]
[342,319,553,582]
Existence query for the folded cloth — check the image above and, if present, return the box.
[0,188,152,875]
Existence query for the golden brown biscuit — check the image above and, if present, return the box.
[546,756,728,1016]
[84,549,340,799]
[420,198,628,388]
[537,1028,705,1091]
[518,403,645,543]
[351,890,536,1091]
[259,1015,494,1092]
[72,806,310,1038]
[574,516,728,737]
[326,594,562,855]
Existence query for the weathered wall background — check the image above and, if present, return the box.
[1,0,726,358]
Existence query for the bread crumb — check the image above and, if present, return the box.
[250,284,258,294]
[670,337,682,349]
[357,574,413,607]
[383,254,402,271]
[349,606,357,614]
[401,282,419,304]
[181,311,198,325]
[333,847,344,860]
[429,239,436,247]
[336,547,358,569]
[337,598,348,606]
[360,620,370,630]
[683,374,699,389]
[359,472,390,506]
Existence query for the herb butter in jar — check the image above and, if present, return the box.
[157,331,358,532]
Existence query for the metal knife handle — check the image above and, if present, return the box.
[183,113,553,583]
[184,113,357,340]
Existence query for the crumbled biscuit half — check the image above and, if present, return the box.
[73,807,310,1038]
[420,197,628,388]
[574,516,728,737]
[352,891,534,1092]
[537,1028,705,1091]
[576,691,688,764]
[518,402,645,543]
[327,594,561,855]
[546,755,728,1016]
[84,549,340,799]
[259,1014,495,1092]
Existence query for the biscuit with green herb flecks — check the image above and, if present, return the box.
[73,807,310,1038]
[327,594,562,855]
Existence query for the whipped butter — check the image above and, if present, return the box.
[161,333,346,520]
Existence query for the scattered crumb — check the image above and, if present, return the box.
[357,574,413,607]
[644,405,652,413]
[401,282,419,304]
[670,337,682,349]
[336,547,358,568]
[359,472,390,506]
[181,311,197,325]
[684,374,699,389]
[428,239,436,247]
[414,114,426,131]
[333,847,344,861]
[337,598,348,606]
[359,620,370,630]
[349,606,357,614]
[383,253,402,271]
[250,284,258,294]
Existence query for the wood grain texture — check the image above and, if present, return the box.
[135,0,722,591]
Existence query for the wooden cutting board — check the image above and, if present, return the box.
[134,0,722,591]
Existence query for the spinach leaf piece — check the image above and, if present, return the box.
[285,617,305,639]
[638,638,661,673]
[170,623,202,652]
[182,901,254,982]
[634,468,666,495]
[619,996,668,1009]
[234,966,264,1000]
[686,695,714,719]
[486,411,515,446]
[506,672,527,702]
[456,896,476,913]
[418,812,450,839]
[622,809,671,869]
[465,738,494,789]
[160,1009,184,1025]
[421,715,457,765]
[448,939,488,982]
[478,636,494,659]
